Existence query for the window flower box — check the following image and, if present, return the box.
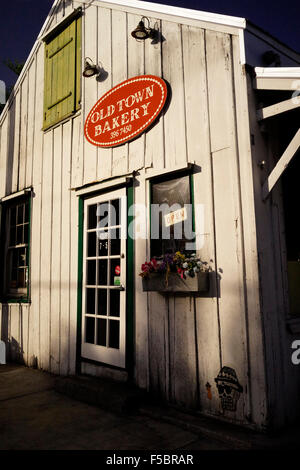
[142,271,209,293]
[140,252,210,293]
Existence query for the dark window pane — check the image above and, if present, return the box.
[110,258,121,286]
[16,225,23,245]
[18,248,26,267]
[97,289,107,315]
[17,204,24,225]
[88,204,97,229]
[85,317,95,344]
[97,318,107,346]
[18,269,26,288]
[24,202,29,223]
[10,207,16,226]
[98,260,108,285]
[109,320,119,349]
[10,268,17,288]
[86,288,95,314]
[24,224,29,244]
[97,230,108,256]
[87,231,96,257]
[97,202,109,229]
[110,199,120,226]
[87,260,96,285]
[10,226,16,246]
[110,228,120,255]
[12,250,18,269]
[110,290,120,317]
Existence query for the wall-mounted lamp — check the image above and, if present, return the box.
[131,17,157,40]
[82,57,100,78]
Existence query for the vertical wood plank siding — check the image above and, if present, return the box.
[0,2,268,427]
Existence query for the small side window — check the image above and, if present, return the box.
[0,196,31,302]
[150,174,195,257]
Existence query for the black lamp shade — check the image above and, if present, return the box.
[131,20,149,40]
[83,59,99,77]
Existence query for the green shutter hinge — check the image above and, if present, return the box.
[47,91,72,110]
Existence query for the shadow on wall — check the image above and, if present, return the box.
[0,304,38,366]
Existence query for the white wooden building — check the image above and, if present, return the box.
[0,0,299,431]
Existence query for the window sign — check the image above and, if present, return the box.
[164,207,187,227]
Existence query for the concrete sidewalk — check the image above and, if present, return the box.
[0,364,299,450]
[0,364,228,450]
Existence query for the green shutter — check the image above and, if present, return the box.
[75,16,82,111]
[43,20,77,129]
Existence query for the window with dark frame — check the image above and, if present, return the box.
[150,173,195,258]
[1,197,31,301]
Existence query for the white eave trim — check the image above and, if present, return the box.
[0,188,33,203]
[255,67,300,78]
[73,175,133,196]
[73,0,246,28]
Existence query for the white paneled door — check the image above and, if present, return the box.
[81,189,127,368]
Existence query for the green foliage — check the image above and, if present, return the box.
[3,59,24,76]
[0,60,24,114]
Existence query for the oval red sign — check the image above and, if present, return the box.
[84,75,167,148]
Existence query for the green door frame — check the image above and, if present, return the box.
[76,184,134,377]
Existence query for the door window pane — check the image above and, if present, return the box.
[110,290,120,317]
[97,230,109,256]
[87,260,96,285]
[98,260,108,285]
[85,317,95,344]
[88,204,97,229]
[110,199,120,226]
[86,288,95,314]
[109,320,119,349]
[97,202,109,229]
[97,319,107,346]
[110,258,121,285]
[87,231,96,257]
[110,228,120,255]
[97,289,107,315]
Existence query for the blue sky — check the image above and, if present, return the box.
[0,0,299,90]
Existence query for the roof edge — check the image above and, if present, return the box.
[255,67,300,78]
[246,20,300,60]
[75,0,247,28]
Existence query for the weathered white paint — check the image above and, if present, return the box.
[0,0,299,431]
[257,97,300,121]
